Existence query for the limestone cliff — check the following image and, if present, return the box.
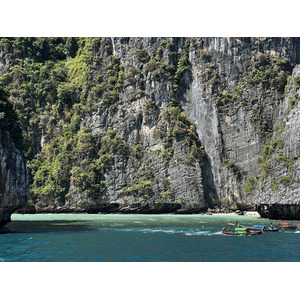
[255,65,300,219]
[1,37,300,218]
[0,130,29,230]
[180,37,300,216]
[0,87,29,230]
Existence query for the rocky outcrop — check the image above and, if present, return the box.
[0,130,29,230]
[1,37,300,218]
[178,38,300,215]
[254,66,300,219]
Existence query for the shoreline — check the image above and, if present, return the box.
[12,211,261,217]
[207,211,260,216]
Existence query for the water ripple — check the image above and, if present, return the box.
[142,229,181,234]
[4,214,300,262]
[185,230,223,236]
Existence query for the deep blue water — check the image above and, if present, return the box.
[1,214,300,262]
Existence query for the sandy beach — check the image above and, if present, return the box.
[206,211,260,217]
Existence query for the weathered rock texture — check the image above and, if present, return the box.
[181,38,300,218]
[0,130,29,229]
[1,37,300,218]
[255,66,300,219]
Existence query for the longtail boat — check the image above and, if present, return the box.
[253,225,279,232]
[229,223,263,233]
[262,228,279,232]
[222,227,263,236]
[278,221,299,230]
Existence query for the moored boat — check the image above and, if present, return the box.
[263,228,279,232]
[279,224,299,230]
[229,223,264,233]
[278,220,299,230]
[222,227,263,236]
[253,224,279,232]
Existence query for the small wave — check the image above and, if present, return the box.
[143,229,182,234]
[185,230,223,236]
[111,227,223,236]
[211,231,223,235]
[185,230,210,236]
[0,258,4,262]
[283,230,300,234]
[142,229,223,236]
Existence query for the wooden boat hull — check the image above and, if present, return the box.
[247,228,263,233]
[263,229,279,232]
[222,230,262,236]
[278,221,299,230]
[281,225,298,230]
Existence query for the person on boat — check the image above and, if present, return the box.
[228,225,232,232]
[270,223,274,230]
[235,221,240,228]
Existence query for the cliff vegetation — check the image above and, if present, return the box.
[0,37,299,218]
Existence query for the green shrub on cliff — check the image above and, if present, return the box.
[288,93,299,110]
[279,175,293,188]
[57,82,78,113]
[122,168,154,200]
[173,39,190,90]
[135,48,150,63]
[0,88,24,150]
[244,53,292,93]
[144,56,175,81]
[100,130,130,156]
[71,165,106,198]
[216,91,237,107]
[293,76,300,89]
[243,176,258,193]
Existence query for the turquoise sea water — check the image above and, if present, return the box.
[1,214,300,262]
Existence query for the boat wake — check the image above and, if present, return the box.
[112,227,223,236]
[283,230,300,234]
[185,230,223,236]
[141,229,223,236]
[142,229,184,234]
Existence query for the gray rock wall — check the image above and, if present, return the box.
[80,37,300,214]
[180,38,300,214]
[2,37,300,218]
[0,131,29,227]
[255,66,300,218]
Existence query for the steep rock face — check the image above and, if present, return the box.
[255,66,300,219]
[180,37,300,211]
[63,37,300,215]
[0,130,29,228]
[22,37,209,214]
[1,37,300,217]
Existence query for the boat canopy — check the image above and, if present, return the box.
[254,225,264,229]
[235,228,247,231]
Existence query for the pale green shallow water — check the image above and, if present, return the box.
[1,214,300,262]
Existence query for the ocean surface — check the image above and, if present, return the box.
[1,213,300,262]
